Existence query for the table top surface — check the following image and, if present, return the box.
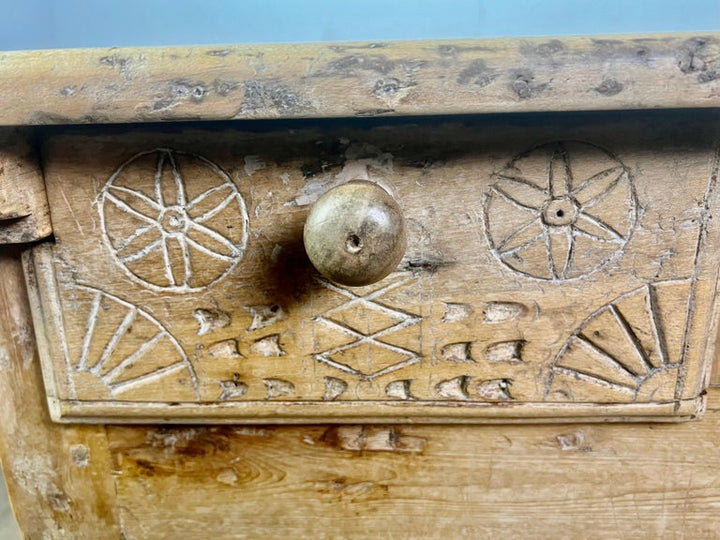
[0,33,718,127]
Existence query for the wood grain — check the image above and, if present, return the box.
[0,34,718,126]
[2,245,720,538]
[0,251,120,539]
[711,329,720,386]
[27,111,720,422]
[2,33,720,539]
[106,389,720,540]
[0,130,52,244]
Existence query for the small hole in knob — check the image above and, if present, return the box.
[346,234,363,254]
[556,209,564,218]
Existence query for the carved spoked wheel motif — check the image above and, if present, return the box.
[483,141,636,281]
[545,280,690,403]
[100,149,249,292]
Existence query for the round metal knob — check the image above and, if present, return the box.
[303,180,406,287]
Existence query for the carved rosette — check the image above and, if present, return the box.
[99,149,249,292]
[483,141,637,281]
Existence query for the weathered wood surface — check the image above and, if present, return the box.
[0,130,52,244]
[3,254,720,538]
[2,32,720,539]
[3,273,720,540]
[28,111,720,422]
[0,252,119,539]
[0,34,719,126]
[107,395,720,540]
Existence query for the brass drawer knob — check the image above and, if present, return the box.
[303,180,406,287]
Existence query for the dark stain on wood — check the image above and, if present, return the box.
[99,55,131,70]
[328,43,389,53]
[437,44,458,57]
[241,79,311,113]
[590,39,658,65]
[206,49,231,57]
[456,59,496,87]
[593,78,624,96]
[372,77,415,98]
[28,111,110,125]
[677,36,720,82]
[114,426,267,476]
[511,69,548,99]
[151,79,209,111]
[212,79,240,96]
[169,79,208,101]
[677,37,711,74]
[354,108,395,117]
[521,39,566,58]
[633,44,652,61]
[436,44,496,57]
[98,54,140,80]
[698,70,719,83]
[401,255,454,274]
[324,54,396,77]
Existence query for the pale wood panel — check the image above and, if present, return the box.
[0,252,120,539]
[0,34,718,126]
[710,330,720,386]
[29,113,720,422]
[107,389,720,540]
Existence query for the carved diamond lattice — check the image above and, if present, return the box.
[312,276,422,380]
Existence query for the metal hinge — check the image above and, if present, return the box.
[0,129,52,244]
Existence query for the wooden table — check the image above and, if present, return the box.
[1,34,719,538]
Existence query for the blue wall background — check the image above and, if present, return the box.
[1,0,719,50]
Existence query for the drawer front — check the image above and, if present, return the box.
[27,113,720,422]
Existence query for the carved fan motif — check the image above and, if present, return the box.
[67,285,200,400]
[545,280,691,402]
[483,141,637,281]
[99,149,249,292]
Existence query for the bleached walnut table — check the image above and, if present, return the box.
[1,34,719,538]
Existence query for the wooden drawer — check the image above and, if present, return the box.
[0,34,716,424]
[21,109,720,423]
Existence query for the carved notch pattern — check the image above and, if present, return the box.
[483,141,637,281]
[99,149,249,292]
[312,276,422,380]
[545,280,691,402]
[68,285,200,399]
